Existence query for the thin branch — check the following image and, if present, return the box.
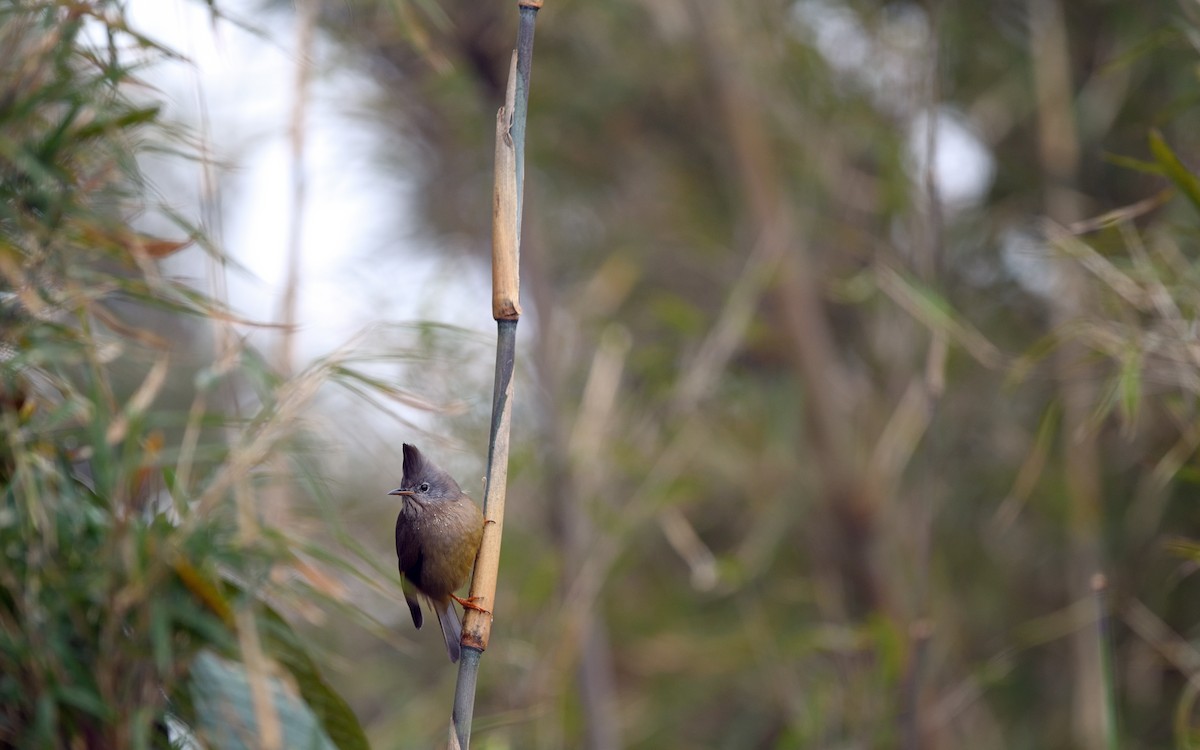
[277,0,317,375]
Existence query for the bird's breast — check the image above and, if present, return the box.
[401,500,483,597]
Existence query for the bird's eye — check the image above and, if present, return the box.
[418,482,431,493]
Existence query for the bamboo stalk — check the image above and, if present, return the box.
[451,3,541,747]
[1092,573,1119,750]
[1028,0,1107,745]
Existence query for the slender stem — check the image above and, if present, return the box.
[452,648,482,749]
[1092,573,1119,750]
[278,0,316,376]
[513,4,537,233]
[451,3,540,748]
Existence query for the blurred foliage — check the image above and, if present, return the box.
[0,2,369,748]
[9,0,1200,748]
[295,0,1200,748]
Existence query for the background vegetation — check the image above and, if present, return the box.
[5,0,1200,748]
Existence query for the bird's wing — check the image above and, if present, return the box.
[401,574,423,630]
[395,513,424,629]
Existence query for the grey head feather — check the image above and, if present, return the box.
[400,443,463,501]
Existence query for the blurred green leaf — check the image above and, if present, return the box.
[190,650,338,750]
[149,600,172,674]
[56,683,111,720]
[73,105,162,142]
[877,266,1001,366]
[260,606,372,750]
[1149,130,1200,215]
[1104,151,1165,176]
[1117,344,1142,431]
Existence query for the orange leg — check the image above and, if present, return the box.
[452,594,492,615]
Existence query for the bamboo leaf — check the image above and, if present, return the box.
[1103,151,1164,176]
[1149,130,1200,215]
[876,266,1002,367]
[173,557,235,628]
[73,106,162,141]
[190,650,338,750]
[1117,345,1142,432]
[55,684,111,720]
[150,599,172,674]
[259,608,372,750]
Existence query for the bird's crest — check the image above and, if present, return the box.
[401,443,428,481]
[400,443,462,499]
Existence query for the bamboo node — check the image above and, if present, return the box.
[493,299,523,321]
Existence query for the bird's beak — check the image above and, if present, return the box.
[389,487,426,506]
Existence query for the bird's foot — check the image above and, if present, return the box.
[452,594,492,615]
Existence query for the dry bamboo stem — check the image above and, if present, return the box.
[451,3,541,748]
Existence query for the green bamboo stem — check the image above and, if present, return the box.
[1092,573,1119,750]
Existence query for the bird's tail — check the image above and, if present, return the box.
[434,598,462,663]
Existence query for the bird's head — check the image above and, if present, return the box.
[388,443,464,506]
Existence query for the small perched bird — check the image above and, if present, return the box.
[390,443,485,662]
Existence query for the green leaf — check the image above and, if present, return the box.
[1149,130,1200,215]
[1117,345,1142,432]
[202,579,371,750]
[150,599,172,674]
[876,266,1001,366]
[190,650,338,750]
[1103,151,1164,176]
[161,466,178,499]
[55,683,111,720]
[259,607,372,750]
[74,106,162,141]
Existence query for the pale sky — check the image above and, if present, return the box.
[126,0,492,369]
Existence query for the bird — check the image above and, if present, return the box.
[390,443,485,662]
